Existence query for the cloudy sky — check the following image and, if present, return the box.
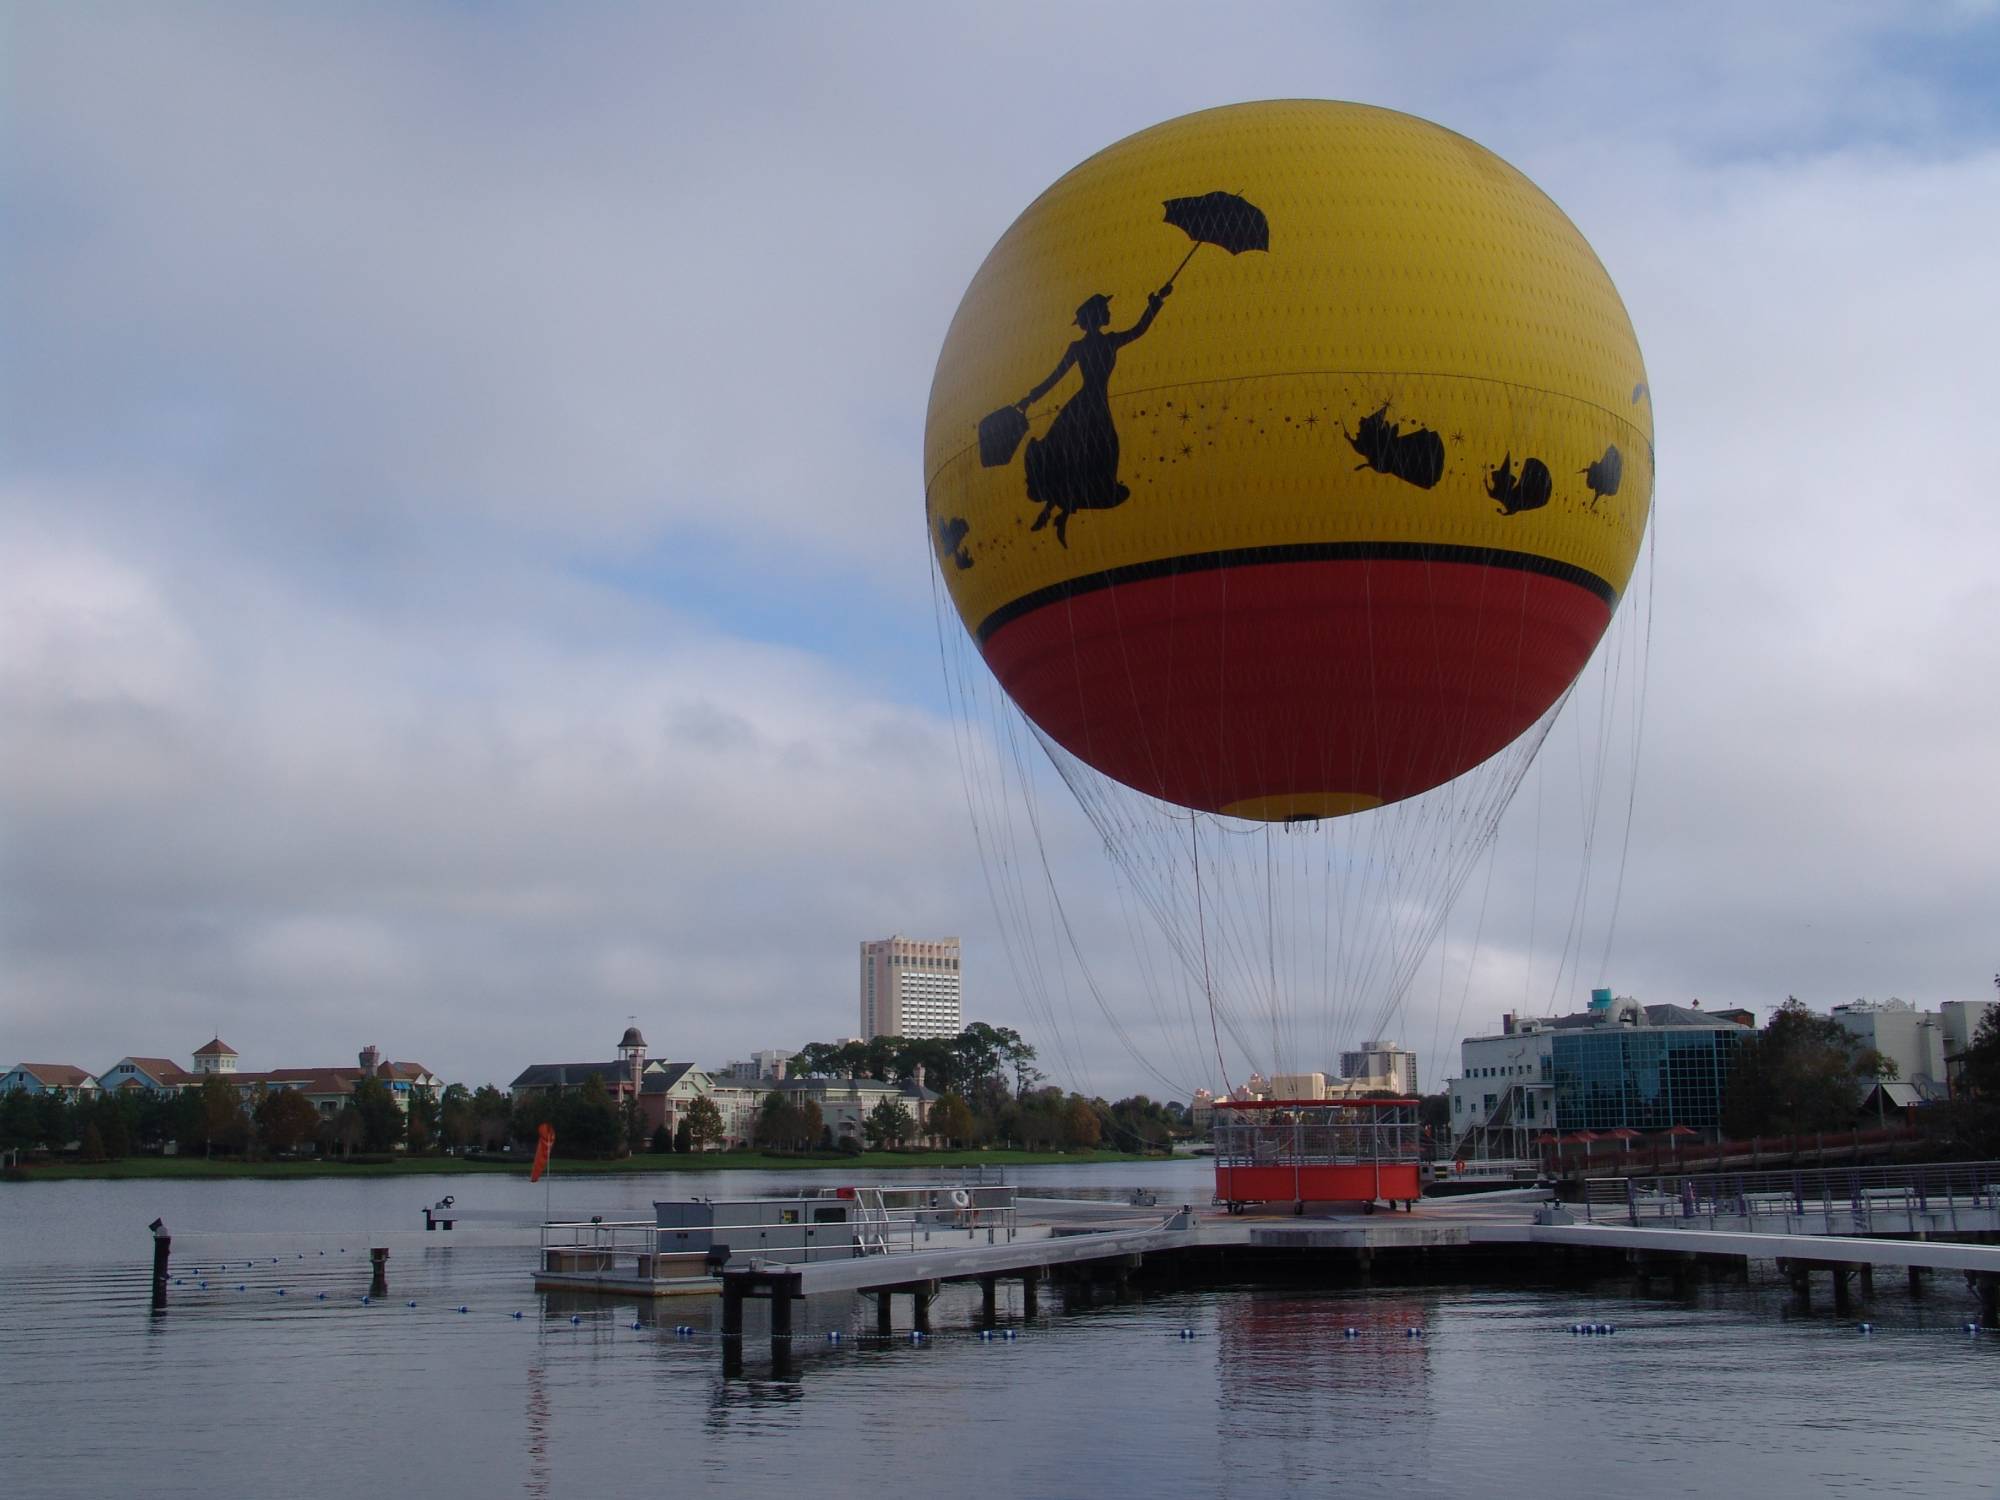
[5,3,1997,1097]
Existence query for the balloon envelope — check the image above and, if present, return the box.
[926,101,1651,821]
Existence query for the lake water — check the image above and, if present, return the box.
[3,1163,1996,1498]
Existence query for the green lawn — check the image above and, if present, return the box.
[7,1147,1166,1183]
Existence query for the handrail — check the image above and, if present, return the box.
[1613,1160,2000,1232]
[539,1189,1022,1270]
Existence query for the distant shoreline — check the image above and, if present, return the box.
[4,1147,1170,1183]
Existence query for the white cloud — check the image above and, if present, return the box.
[4,3,1997,1094]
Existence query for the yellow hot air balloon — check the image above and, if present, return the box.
[926,100,1652,822]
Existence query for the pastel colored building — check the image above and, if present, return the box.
[0,1063,100,1098]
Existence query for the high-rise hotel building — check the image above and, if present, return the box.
[859,936,962,1040]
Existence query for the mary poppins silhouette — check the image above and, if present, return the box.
[1014,282,1171,546]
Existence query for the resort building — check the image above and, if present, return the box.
[771,1073,938,1145]
[0,1063,100,1098]
[192,1037,239,1075]
[219,1044,443,1120]
[510,1027,715,1136]
[718,1049,792,1083]
[703,1084,768,1149]
[1447,991,1751,1158]
[1337,1039,1420,1097]
[1829,1000,1949,1101]
[97,1057,198,1095]
[9,1039,439,1128]
[859,935,962,1040]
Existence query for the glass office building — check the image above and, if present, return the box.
[1551,1025,1744,1133]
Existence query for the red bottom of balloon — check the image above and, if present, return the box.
[979,556,1612,817]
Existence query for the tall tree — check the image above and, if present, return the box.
[684,1095,725,1152]
[256,1086,323,1156]
[85,1094,131,1159]
[178,1076,250,1158]
[1960,1004,2000,1099]
[1064,1096,1102,1151]
[756,1092,804,1152]
[864,1095,914,1149]
[928,1091,974,1147]
[555,1074,624,1157]
[439,1084,477,1154]
[471,1084,512,1148]
[405,1085,440,1153]
[1721,999,1874,1137]
[349,1076,404,1153]
[0,1089,37,1154]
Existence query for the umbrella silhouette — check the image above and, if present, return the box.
[1160,190,1269,284]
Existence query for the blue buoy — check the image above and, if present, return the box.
[569,1314,581,1325]
[628,1319,639,1329]
[827,1330,842,1343]
[1343,1327,1359,1339]
[1966,1323,1981,1335]
[1405,1327,1423,1338]
[512,1311,523,1319]
[406,1300,417,1308]
[316,1292,326,1300]
[978,1329,993,1341]
[198,1281,208,1290]
[1858,1323,1873,1334]
[361,1295,370,1305]
[1003,1328,1017,1341]
[236,1284,245,1292]
[460,1306,471,1315]
[276,1289,286,1296]
[909,1330,924,1344]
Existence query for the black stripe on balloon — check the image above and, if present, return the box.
[973,542,1618,645]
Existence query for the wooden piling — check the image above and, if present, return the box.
[979,1275,997,1323]
[369,1247,389,1297]
[770,1281,794,1345]
[1780,1259,1811,1312]
[149,1220,170,1315]
[1021,1273,1040,1318]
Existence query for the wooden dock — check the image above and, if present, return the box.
[712,1187,2000,1365]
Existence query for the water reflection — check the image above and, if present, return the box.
[524,1357,551,1500]
[1215,1286,1439,1470]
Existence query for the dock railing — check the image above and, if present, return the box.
[1603,1160,2000,1233]
[540,1185,1021,1278]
